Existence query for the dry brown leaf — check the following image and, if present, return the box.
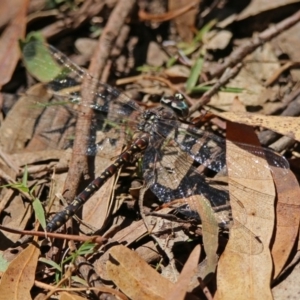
[187,194,219,280]
[0,0,23,28]
[0,190,32,245]
[146,42,169,67]
[270,165,300,278]
[0,0,29,88]
[0,243,40,300]
[216,112,300,142]
[209,68,266,110]
[0,84,51,153]
[140,204,190,283]
[237,0,300,21]
[112,219,147,244]
[165,245,201,300]
[272,21,300,81]
[215,122,276,300]
[11,150,64,167]
[59,292,86,300]
[245,42,280,83]
[94,220,149,280]
[106,245,174,300]
[206,30,233,50]
[272,252,300,298]
[168,0,198,42]
[164,64,190,79]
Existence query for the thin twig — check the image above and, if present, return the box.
[0,224,107,243]
[41,0,107,39]
[258,89,300,145]
[208,10,300,79]
[63,0,136,213]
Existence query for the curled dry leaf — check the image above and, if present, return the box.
[0,243,40,300]
[216,122,276,300]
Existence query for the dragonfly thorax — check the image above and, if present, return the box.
[137,93,188,134]
[137,110,161,134]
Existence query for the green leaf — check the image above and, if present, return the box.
[39,257,62,272]
[77,242,96,255]
[191,85,244,94]
[0,254,9,272]
[32,197,46,230]
[194,19,217,43]
[7,183,29,193]
[166,56,177,68]
[136,64,162,73]
[14,184,29,193]
[186,57,204,93]
[20,32,64,82]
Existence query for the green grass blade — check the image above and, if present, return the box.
[186,57,204,93]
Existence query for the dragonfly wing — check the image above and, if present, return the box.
[20,41,144,156]
[22,41,142,116]
[142,141,265,255]
[171,121,289,179]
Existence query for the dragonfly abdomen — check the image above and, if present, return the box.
[46,134,149,232]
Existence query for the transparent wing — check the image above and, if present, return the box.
[142,142,264,255]
[14,41,146,156]
[170,121,289,179]
[22,41,142,115]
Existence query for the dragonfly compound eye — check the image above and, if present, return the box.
[160,93,189,119]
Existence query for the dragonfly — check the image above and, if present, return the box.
[17,41,290,252]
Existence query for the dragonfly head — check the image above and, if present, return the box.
[160,93,189,119]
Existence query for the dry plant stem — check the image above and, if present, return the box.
[258,90,300,145]
[67,241,110,299]
[208,10,300,79]
[201,0,221,19]
[0,169,17,187]
[34,280,56,291]
[63,0,136,209]
[189,63,243,114]
[111,25,131,57]
[265,62,300,86]
[269,136,295,153]
[0,224,107,243]
[33,284,126,300]
[41,0,106,39]
[45,265,75,300]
